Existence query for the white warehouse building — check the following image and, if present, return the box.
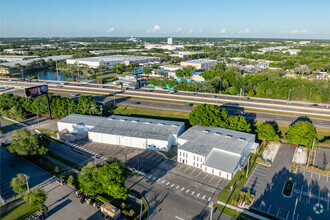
[57,114,184,152]
[177,126,259,180]
[66,55,160,68]
[180,59,219,70]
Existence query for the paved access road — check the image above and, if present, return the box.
[244,144,330,220]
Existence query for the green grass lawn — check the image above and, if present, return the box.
[38,129,58,138]
[213,203,258,220]
[0,202,39,220]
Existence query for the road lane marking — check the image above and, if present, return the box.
[197,193,200,197]
[166,182,170,186]
[191,191,195,195]
[176,185,180,189]
[202,195,205,199]
[175,216,184,220]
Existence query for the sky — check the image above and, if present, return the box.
[1,0,330,39]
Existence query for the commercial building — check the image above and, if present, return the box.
[144,44,184,51]
[181,59,219,70]
[57,114,185,152]
[66,55,160,68]
[283,49,301,55]
[170,51,200,58]
[177,126,258,180]
[167,37,174,45]
[0,55,71,68]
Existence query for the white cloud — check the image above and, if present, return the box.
[238,28,251,34]
[197,29,203,33]
[147,25,161,33]
[175,27,182,33]
[187,29,193,33]
[220,28,227,33]
[289,29,309,34]
[106,27,115,33]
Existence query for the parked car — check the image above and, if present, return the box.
[55,177,66,185]
[132,101,141,105]
[185,103,193,107]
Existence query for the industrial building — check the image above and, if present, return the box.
[177,126,258,180]
[57,114,185,152]
[181,59,219,69]
[167,37,174,45]
[0,55,71,68]
[66,55,160,68]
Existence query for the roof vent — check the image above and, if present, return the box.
[203,129,210,133]
[239,137,246,141]
[226,134,233,138]
[215,132,222,135]
[120,119,127,122]
[132,120,139,123]
[171,124,179,127]
[145,121,152,124]
[158,122,165,126]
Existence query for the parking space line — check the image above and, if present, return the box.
[202,174,209,181]
[171,184,174,187]
[196,171,202,178]
[181,187,184,191]
[267,205,272,214]
[276,209,280,218]
[308,189,311,204]
[177,164,183,170]
[184,166,191,173]
[191,168,196,175]
[318,189,320,204]
[258,203,263,211]
[186,189,189,193]
[161,180,165,184]
[300,185,303,201]
[146,153,154,160]
[157,157,163,162]
[166,182,170,186]
[285,211,289,220]
[191,191,195,195]
[197,193,200,197]
[216,178,221,185]
[202,195,205,199]
[208,197,211,201]
[176,186,180,189]
[209,176,215,182]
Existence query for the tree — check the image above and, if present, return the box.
[7,129,48,156]
[24,187,47,210]
[189,104,229,128]
[227,116,251,132]
[10,174,27,194]
[294,65,312,75]
[98,162,128,200]
[175,68,192,78]
[142,67,151,74]
[286,121,317,147]
[78,162,103,196]
[211,62,226,72]
[256,123,279,141]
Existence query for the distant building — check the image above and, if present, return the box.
[190,71,204,82]
[181,59,219,70]
[177,126,259,180]
[144,44,184,51]
[167,37,174,45]
[283,49,301,55]
[170,51,199,58]
[66,55,160,68]
[0,55,71,68]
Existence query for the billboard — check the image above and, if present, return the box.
[25,85,48,97]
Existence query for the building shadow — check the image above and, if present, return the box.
[46,199,72,218]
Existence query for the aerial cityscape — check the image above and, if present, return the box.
[0,0,329,220]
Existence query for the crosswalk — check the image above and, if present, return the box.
[144,174,212,202]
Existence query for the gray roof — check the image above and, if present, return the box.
[89,115,184,141]
[0,55,71,68]
[204,149,241,173]
[58,114,105,127]
[179,126,255,156]
[182,59,219,64]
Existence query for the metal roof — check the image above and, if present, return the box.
[0,55,71,68]
[178,126,255,156]
[89,115,184,141]
[204,149,241,173]
[182,59,219,64]
[58,114,105,127]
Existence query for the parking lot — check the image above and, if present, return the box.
[314,148,330,170]
[244,144,330,219]
[43,181,103,220]
[72,139,166,173]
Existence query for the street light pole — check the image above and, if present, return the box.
[100,106,103,116]
[55,60,59,81]
[37,113,40,129]
[209,201,213,220]
[287,89,292,105]
[24,174,30,192]
[309,88,313,103]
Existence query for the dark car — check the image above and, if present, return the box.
[132,101,141,105]
[185,103,193,107]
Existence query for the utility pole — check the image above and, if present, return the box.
[24,174,30,192]
[37,112,40,129]
[287,89,292,105]
[209,201,213,220]
[307,138,315,167]
[246,156,250,178]
[309,88,313,103]
[55,60,59,81]
[100,106,103,116]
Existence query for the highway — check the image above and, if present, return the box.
[1,78,329,117]
[3,87,330,128]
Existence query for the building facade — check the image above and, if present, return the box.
[181,59,219,69]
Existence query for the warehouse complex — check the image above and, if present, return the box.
[177,126,258,180]
[181,59,219,69]
[66,55,160,68]
[57,114,184,152]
